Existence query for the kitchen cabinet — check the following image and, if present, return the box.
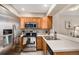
[19,17,26,29]
[42,38,48,55]
[18,36,23,51]
[36,36,43,50]
[19,16,52,30]
[47,16,52,29]
[35,18,41,29]
[40,17,48,29]
[40,16,52,29]
[24,17,41,29]
[36,36,48,54]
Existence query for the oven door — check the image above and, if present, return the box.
[3,35,13,47]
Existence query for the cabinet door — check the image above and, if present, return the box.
[40,16,52,29]
[42,39,48,55]
[20,17,25,29]
[47,16,52,29]
[36,36,43,50]
[41,17,48,29]
[25,17,41,29]
[36,18,41,29]
[19,37,23,51]
[25,17,31,23]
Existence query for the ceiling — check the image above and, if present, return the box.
[0,4,70,17]
[11,4,51,17]
[49,4,68,16]
[2,4,79,17]
[12,4,51,14]
[59,4,79,15]
[1,4,79,21]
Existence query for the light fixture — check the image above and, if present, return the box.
[69,5,79,11]
[21,8,25,11]
[44,4,48,7]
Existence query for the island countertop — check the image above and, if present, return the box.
[41,34,79,52]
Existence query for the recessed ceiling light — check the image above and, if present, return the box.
[44,4,48,7]
[69,6,79,11]
[21,8,25,11]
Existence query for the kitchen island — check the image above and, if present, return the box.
[38,34,79,55]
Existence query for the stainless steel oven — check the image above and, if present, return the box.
[3,29,13,47]
[23,32,37,51]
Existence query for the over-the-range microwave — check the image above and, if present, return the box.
[25,23,37,28]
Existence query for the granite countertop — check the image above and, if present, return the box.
[41,34,79,52]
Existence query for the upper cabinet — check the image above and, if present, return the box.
[19,16,52,30]
[40,16,52,29]
[47,16,52,29]
[25,17,41,29]
[19,17,26,29]
[40,17,48,29]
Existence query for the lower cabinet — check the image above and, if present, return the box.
[36,36,48,55]
[19,37,23,51]
[36,36,43,50]
[42,39,48,55]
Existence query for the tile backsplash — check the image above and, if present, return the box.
[24,29,48,35]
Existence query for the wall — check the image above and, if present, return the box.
[52,9,79,36]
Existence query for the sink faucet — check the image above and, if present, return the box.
[53,31,57,40]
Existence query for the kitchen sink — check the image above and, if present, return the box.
[44,36,60,40]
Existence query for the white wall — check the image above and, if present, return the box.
[52,10,79,36]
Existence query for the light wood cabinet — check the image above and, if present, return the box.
[19,17,26,29]
[40,16,52,29]
[36,18,41,29]
[47,16,52,29]
[36,36,48,54]
[25,17,41,28]
[36,36,43,50]
[19,36,23,51]
[40,17,48,29]
[19,16,52,30]
[42,38,48,55]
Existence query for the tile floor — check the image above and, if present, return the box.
[20,51,43,55]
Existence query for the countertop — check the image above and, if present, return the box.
[37,34,79,43]
[20,33,79,52]
[38,34,79,52]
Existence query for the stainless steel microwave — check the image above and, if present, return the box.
[25,23,37,28]
[3,29,12,35]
